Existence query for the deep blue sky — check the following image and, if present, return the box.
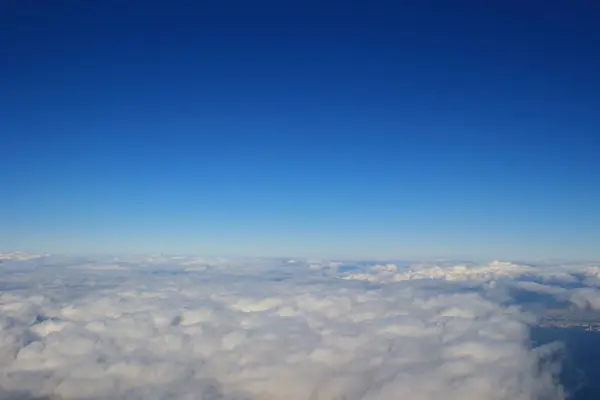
[2,1,599,259]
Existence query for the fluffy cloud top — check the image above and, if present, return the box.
[0,252,47,262]
[0,256,566,399]
[340,261,535,283]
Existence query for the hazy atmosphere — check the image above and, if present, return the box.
[2,1,599,399]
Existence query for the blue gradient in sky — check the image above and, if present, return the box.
[2,2,599,259]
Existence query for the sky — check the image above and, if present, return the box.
[2,1,600,259]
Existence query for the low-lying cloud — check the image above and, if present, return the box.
[0,254,572,399]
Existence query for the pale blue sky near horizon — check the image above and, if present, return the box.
[2,2,599,260]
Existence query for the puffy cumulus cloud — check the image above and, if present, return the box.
[511,281,569,296]
[578,265,600,286]
[337,260,600,293]
[569,288,600,310]
[341,260,535,283]
[0,251,48,261]
[0,257,565,399]
[336,259,600,313]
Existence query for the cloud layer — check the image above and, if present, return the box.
[0,254,569,399]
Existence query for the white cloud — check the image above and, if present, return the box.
[0,256,565,399]
[0,251,48,261]
[341,260,535,283]
[569,287,600,310]
[512,281,569,296]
